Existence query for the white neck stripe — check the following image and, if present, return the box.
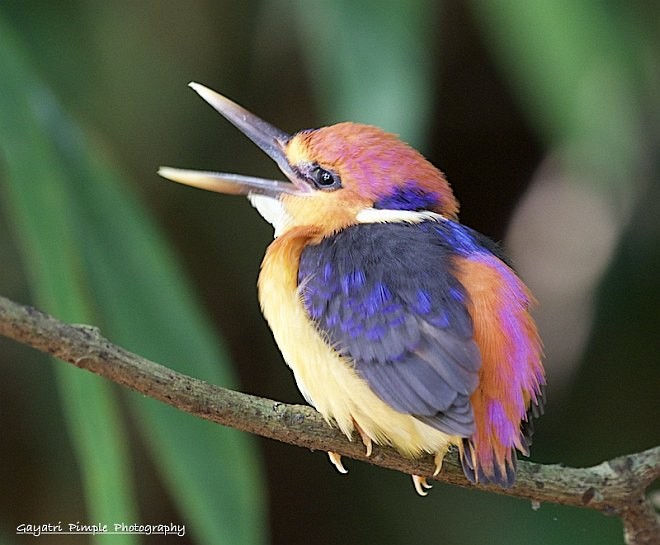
[356,208,445,225]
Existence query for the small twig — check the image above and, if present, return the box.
[0,294,658,545]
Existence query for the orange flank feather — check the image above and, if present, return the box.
[454,255,544,485]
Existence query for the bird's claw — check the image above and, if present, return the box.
[328,451,348,474]
[326,421,372,476]
[354,421,373,457]
[412,475,433,496]
[433,450,445,476]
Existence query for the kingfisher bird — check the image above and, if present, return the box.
[159,82,545,495]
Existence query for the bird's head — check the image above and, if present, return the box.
[159,83,458,238]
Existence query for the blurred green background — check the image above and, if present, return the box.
[1,1,659,544]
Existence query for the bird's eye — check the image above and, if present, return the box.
[311,166,341,190]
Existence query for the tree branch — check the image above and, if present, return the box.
[0,294,658,544]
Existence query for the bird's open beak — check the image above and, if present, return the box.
[158,82,310,197]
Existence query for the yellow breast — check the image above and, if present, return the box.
[257,228,458,458]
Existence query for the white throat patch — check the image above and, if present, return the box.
[248,194,292,238]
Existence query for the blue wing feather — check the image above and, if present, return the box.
[298,220,485,437]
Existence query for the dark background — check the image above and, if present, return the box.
[1,2,659,544]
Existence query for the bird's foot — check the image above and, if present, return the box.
[412,475,433,496]
[327,451,348,474]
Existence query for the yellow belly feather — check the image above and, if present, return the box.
[258,230,458,458]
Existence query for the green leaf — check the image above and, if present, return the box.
[0,13,265,545]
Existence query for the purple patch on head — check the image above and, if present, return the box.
[374,180,440,211]
[487,400,517,447]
